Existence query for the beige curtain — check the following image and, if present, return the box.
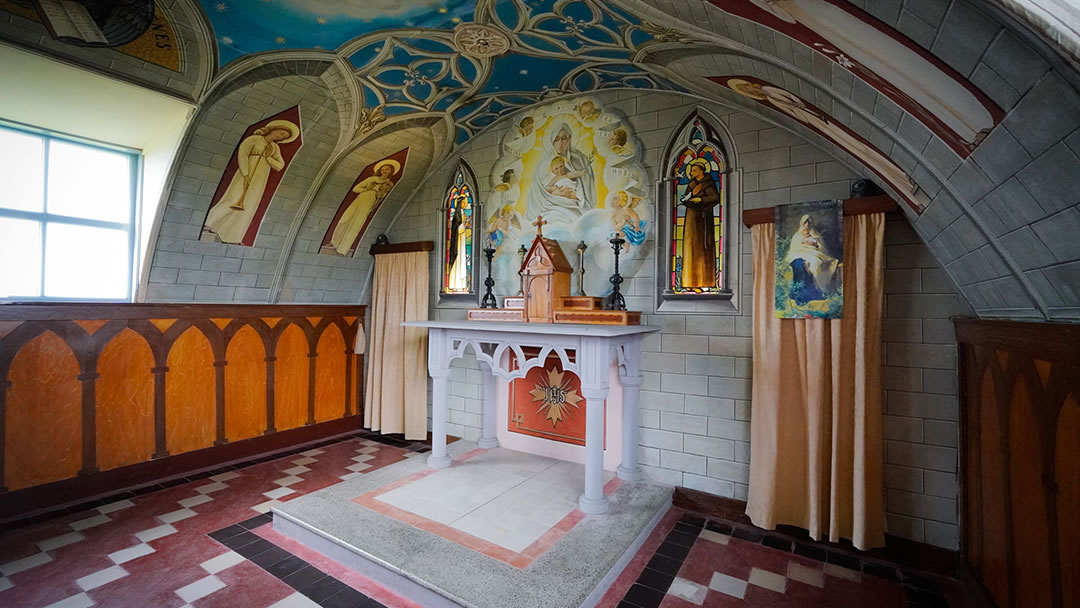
[746,213,886,550]
[364,251,429,440]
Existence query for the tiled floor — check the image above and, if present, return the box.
[3,434,969,608]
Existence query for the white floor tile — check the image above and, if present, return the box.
[135,524,178,543]
[178,494,213,508]
[273,476,304,486]
[699,529,730,545]
[108,543,155,565]
[708,571,747,599]
[158,508,198,524]
[824,563,861,582]
[266,591,321,607]
[210,471,241,482]
[0,576,12,592]
[38,532,85,552]
[668,576,708,605]
[175,574,225,603]
[0,551,52,576]
[748,567,787,593]
[291,457,317,466]
[263,487,296,500]
[97,499,135,515]
[69,514,111,531]
[282,465,310,475]
[251,499,283,514]
[346,463,371,473]
[788,561,825,588]
[339,472,363,481]
[300,448,325,456]
[76,565,128,591]
[200,550,245,574]
[43,592,94,608]
[356,446,379,454]
[195,482,228,494]
[351,454,374,463]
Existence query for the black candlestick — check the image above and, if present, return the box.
[603,233,626,311]
[481,246,498,308]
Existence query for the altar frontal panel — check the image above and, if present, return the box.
[508,348,604,447]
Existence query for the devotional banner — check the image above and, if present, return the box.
[775,200,843,319]
[321,148,409,257]
[487,96,651,297]
[201,106,303,246]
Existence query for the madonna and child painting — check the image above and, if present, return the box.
[774,200,844,319]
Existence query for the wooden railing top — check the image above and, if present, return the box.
[954,318,1080,360]
[0,303,366,321]
[741,195,898,227]
[369,240,435,255]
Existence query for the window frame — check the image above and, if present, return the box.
[0,120,142,303]
[436,160,482,307]
[655,108,743,315]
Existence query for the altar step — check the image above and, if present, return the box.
[273,443,671,608]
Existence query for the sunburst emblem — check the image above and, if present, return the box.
[529,367,583,428]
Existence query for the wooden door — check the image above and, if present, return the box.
[527,275,550,322]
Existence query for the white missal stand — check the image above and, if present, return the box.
[403,320,659,515]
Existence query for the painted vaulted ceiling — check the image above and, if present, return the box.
[2,0,1080,320]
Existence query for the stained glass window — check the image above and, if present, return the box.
[670,119,726,294]
[443,169,474,294]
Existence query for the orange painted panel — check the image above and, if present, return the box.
[149,318,176,332]
[5,331,82,490]
[1057,395,1080,608]
[978,366,1009,608]
[275,324,309,431]
[314,325,346,422]
[1008,375,1051,608]
[264,317,282,328]
[165,327,216,454]
[225,325,266,442]
[96,329,154,471]
[74,320,109,335]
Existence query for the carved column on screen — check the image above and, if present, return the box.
[306,350,318,425]
[578,336,611,514]
[355,355,364,418]
[617,338,644,482]
[264,355,277,434]
[0,379,8,492]
[214,360,227,445]
[151,365,169,458]
[427,328,453,468]
[478,345,499,449]
[78,370,99,475]
[344,349,353,416]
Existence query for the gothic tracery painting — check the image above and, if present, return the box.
[669,118,726,294]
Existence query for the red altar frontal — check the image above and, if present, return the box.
[508,348,606,448]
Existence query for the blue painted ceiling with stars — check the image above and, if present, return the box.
[198,0,685,144]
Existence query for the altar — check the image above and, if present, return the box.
[402,320,659,514]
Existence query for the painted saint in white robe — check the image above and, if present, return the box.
[203,120,299,244]
[329,159,400,255]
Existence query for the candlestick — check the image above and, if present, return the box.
[575,240,587,297]
[603,233,626,311]
[481,245,498,309]
[517,243,527,296]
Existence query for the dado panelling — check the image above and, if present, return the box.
[0,304,365,494]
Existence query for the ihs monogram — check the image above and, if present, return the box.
[529,367,582,428]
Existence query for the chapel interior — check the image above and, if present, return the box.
[0,1,1078,608]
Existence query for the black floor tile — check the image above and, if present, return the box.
[282,565,329,592]
[863,562,900,581]
[67,499,105,514]
[304,576,349,603]
[904,586,949,607]
[704,520,732,535]
[218,529,261,549]
[635,567,675,593]
[902,572,943,592]
[673,522,701,536]
[238,513,272,530]
[622,583,666,608]
[130,484,164,496]
[264,555,309,579]
[646,553,683,576]
[160,477,190,488]
[793,542,827,562]
[826,550,860,571]
[234,537,275,558]
[319,586,370,608]
[186,471,215,481]
[665,529,699,548]
[655,540,692,561]
[249,545,292,569]
[209,524,248,543]
[731,526,765,543]
[678,513,706,528]
[762,534,792,552]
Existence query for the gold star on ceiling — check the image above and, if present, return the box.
[316,16,328,25]
[275,36,286,44]
[215,2,227,12]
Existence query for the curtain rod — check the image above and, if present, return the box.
[369,240,435,255]
[741,195,897,227]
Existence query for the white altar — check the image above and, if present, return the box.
[402,320,659,514]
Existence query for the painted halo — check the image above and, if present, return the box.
[373,159,401,175]
[262,119,300,143]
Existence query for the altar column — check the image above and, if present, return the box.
[477,359,499,449]
[426,328,452,468]
[577,336,611,515]
[617,334,644,482]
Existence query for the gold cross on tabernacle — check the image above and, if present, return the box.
[533,215,547,235]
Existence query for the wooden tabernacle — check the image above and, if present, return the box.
[467,217,640,325]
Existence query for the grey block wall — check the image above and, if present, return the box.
[385,89,966,549]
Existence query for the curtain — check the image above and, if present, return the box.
[364,251,429,440]
[746,213,886,550]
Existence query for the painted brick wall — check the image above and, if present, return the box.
[386,89,967,549]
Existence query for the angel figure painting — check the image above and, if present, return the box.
[775,200,844,319]
[321,148,409,257]
[201,106,303,246]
